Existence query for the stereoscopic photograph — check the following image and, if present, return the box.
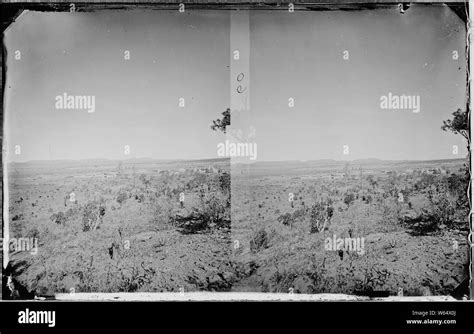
[1,2,471,301]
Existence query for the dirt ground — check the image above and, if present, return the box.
[5,159,234,295]
[3,158,470,298]
[231,159,469,296]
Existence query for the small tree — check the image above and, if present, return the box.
[81,201,106,232]
[441,108,470,181]
[210,108,231,134]
[441,109,469,146]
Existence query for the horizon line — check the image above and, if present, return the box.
[5,156,466,165]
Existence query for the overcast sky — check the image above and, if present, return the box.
[249,4,467,161]
[4,6,468,163]
[4,10,229,162]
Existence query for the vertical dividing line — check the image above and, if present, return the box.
[230,9,250,255]
[230,10,250,116]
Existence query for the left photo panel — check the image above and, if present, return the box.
[2,9,232,297]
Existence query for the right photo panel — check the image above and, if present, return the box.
[231,4,470,297]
